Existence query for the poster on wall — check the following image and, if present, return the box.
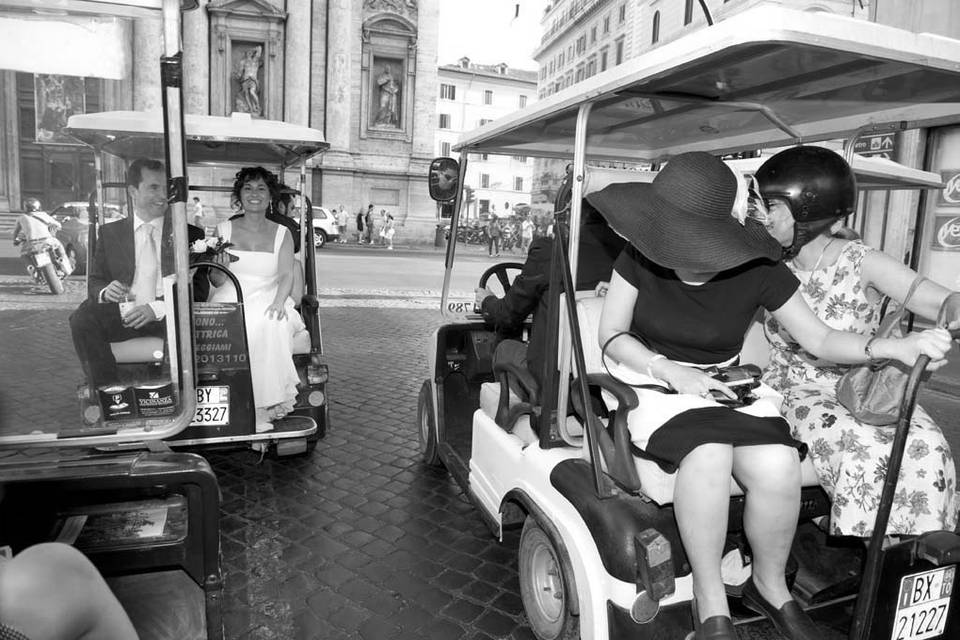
[937,169,960,207]
[931,214,960,252]
[34,74,85,144]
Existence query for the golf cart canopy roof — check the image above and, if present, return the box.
[64,110,329,167]
[454,6,960,163]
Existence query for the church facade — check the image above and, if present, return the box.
[0,0,441,242]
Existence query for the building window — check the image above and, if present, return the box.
[515,155,527,163]
[518,95,528,108]
[603,15,610,34]
[568,45,573,60]
[481,153,489,161]
[601,48,609,72]
[559,51,564,67]
[577,35,586,54]
[480,174,490,188]
[439,113,450,129]
[514,177,524,191]
[615,37,625,65]
[440,83,456,100]
[479,199,490,214]
[651,11,660,44]
[684,0,694,26]
[550,61,555,75]
[619,3,626,23]
[479,118,492,127]
[484,89,493,105]
[586,57,597,77]
[590,25,597,44]
[440,141,451,156]
[575,66,584,83]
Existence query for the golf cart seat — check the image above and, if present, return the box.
[574,295,821,506]
[292,327,310,355]
[110,336,165,365]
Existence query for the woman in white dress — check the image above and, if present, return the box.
[209,166,303,431]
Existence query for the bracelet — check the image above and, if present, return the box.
[647,354,667,378]
[864,336,879,360]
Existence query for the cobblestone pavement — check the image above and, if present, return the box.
[209,307,536,640]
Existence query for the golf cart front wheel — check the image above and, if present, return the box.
[519,516,579,640]
[417,380,441,466]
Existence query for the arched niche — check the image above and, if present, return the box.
[360,11,418,141]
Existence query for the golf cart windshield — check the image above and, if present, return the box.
[0,104,327,449]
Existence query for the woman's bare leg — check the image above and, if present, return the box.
[0,543,137,640]
[674,443,734,621]
[733,445,802,607]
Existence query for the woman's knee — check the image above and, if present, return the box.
[734,445,801,491]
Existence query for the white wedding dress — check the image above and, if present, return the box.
[211,221,303,427]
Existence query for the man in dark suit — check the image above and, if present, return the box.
[70,158,207,386]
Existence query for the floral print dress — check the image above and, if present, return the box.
[762,240,958,537]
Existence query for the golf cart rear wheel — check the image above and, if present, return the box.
[417,380,441,466]
[519,517,578,640]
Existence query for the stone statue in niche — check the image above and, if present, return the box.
[374,63,401,127]
[233,45,263,115]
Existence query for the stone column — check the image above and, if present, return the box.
[183,0,210,115]
[325,0,353,151]
[133,17,163,111]
[284,0,310,125]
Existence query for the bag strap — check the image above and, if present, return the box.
[600,331,675,394]
[901,275,927,309]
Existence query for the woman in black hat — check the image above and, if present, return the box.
[589,151,951,640]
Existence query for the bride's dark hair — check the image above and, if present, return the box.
[230,166,281,211]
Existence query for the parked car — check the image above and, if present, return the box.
[52,201,124,275]
[310,206,340,248]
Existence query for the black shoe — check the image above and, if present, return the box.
[690,599,736,640]
[741,577,819,640]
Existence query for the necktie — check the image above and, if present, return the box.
[131,223,159,304]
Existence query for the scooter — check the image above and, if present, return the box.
[14,236,69,295]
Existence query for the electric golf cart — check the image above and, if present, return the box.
[422,6,960,639]
[61,109,331,457]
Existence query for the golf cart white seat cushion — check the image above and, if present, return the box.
[110,336,165,364]
[478,382,583,445]
[573,296,820,506]
[292,328,310,355]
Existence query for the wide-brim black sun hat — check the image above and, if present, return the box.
[585,152,783,272]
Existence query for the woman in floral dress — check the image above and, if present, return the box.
[756,146,959,537]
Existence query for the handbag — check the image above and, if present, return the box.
[835,275,926,426]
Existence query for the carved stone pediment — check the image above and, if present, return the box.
[363,0,417,23]
[208,0,286,21]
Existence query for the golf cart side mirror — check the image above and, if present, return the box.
[429,157,459,203]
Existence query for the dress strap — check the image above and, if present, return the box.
[272,224,286,253]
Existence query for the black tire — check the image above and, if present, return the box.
[314,230,327,249]
[41,262,64,294]
[417,380,442,466]
[519,517,579,640]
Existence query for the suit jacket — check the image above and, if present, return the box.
[87,213,208,303]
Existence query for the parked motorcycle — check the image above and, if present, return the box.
[14,237,69,294]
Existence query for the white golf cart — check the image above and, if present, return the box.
[61,109,331,456]
[422,6,960,640]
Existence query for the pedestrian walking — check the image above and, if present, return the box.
[364,205,375,244]
[520,216,534,252]
[355,207,365,243]
[383,214,396,250]
[336,205,348,243]
[487,214,502,257]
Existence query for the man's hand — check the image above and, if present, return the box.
[474,287,494,308]
[102,280,130,303]
[122,304,157,329]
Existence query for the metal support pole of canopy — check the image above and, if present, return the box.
[159,0,197,424]
[441,152,470,317]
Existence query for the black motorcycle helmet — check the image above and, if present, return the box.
[755,146,857,259]
[24,197,42,212]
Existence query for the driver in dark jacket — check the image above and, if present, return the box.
[474,199,625,388]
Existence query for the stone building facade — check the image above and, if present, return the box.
[0,0,441,242]
[436,59,537,222]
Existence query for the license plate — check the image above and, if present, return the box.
[892,566,955,640]
[190,386,230,426]
[34,251,50,267]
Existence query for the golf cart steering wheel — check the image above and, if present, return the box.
[476,262,524,313]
